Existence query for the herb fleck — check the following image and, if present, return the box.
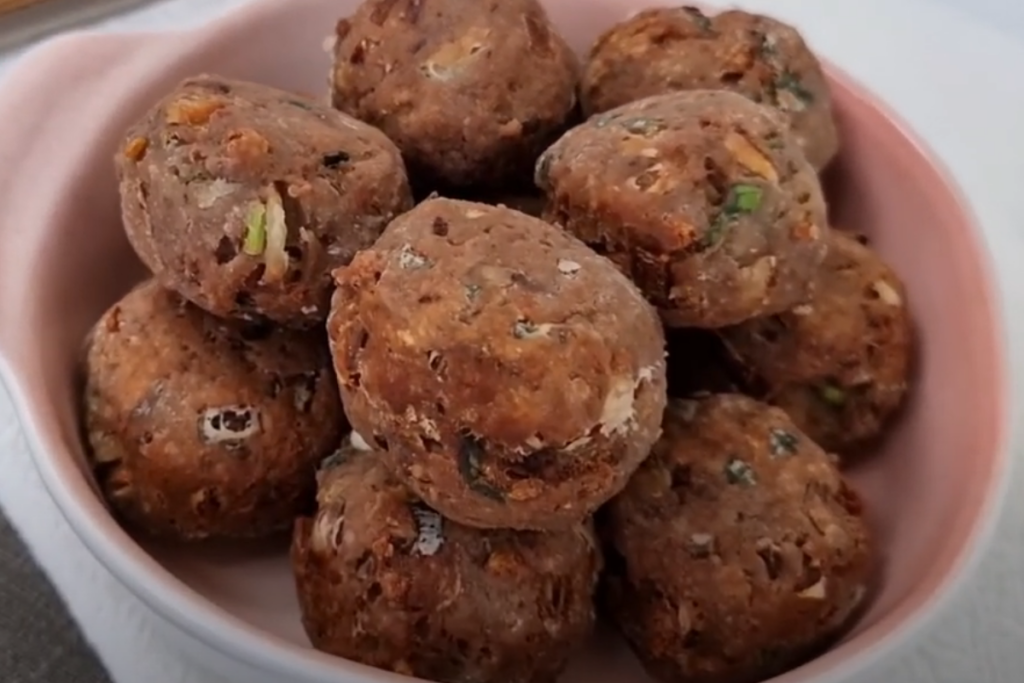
[768,429,799,458]
[817,382,847,408]
[288,99,315,111]
[465,283,483,301]
[724,183,764,213]
[322,151,350,168]
[776,71,815,105]
[458,433,504,500]
[681,6,712,32]
[724,458,757,486]
[703,183,764,248]
[687,533,715,558]
[243,202,267,256]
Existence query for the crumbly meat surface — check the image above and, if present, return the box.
[721,230,913,454]
[539,90,829,329]
[327,197,667,530]
[330,0,580,190]
[292,440,601,683]
[116,74,413,327]
[82,279,345,540]
[581,7,838,170]
[601,395,874,683]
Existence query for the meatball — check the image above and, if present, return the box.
[292,438,601,683]
[82,279,345,540]
[329,0,580,190]
[538,90,829,328]
[720,230,913,454]
[581,7,838,170]
[116,74,413,327]
[327,198,667,530]
[601,395,873,683]
[665,328,743,398]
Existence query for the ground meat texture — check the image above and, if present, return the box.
[329,0,580,190]
[581,7,838,171]
[665,329,744,398]
[327,198,668,531]
[600,395,873,683]
[720,230,913,455]
[81,280,345,540]
[116,74,413,327]
[539,90,828,329]
[292,441,601,683]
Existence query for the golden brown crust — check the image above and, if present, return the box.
[327,198,667,530]
[539,90,828,329]
[581,7,838,170]
[291,443,601,683]
[330,0,580,189]
[601,395,873,683]
[82,279,345,540]
[720,231,913,454]
[116,74,413,327]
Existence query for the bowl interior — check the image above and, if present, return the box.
[5,0,1004,682]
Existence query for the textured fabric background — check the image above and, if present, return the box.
[0,512,110,682]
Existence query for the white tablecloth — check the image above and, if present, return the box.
[2,1,1024,682]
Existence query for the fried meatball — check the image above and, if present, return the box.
[327,198,667,530]
[82,279,345,540]
[601,395,873,683]
[329,0,580,190]
[720,230,913,454]
[538,90,829,329]
[116,74,413,327]
[292,438,601,683]
[581,7,838,170]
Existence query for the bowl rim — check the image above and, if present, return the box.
[0,0,1012,681]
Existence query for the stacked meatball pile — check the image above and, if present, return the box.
[83,2,916,683]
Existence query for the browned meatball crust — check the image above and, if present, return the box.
[327,198,667,530]
[330,0,580,190]
[582,7,838,170]
[82,280,345,540]
[538,90,829,329]
[721,230,913,455]
[292,439,601,683]
[601,395,873,683]
[116,74,413,327]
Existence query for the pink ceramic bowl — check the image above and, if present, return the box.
[0,1,1010,682]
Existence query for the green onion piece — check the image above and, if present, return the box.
[242,202,267,256]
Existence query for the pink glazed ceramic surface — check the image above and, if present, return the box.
[0,1,1009,682]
